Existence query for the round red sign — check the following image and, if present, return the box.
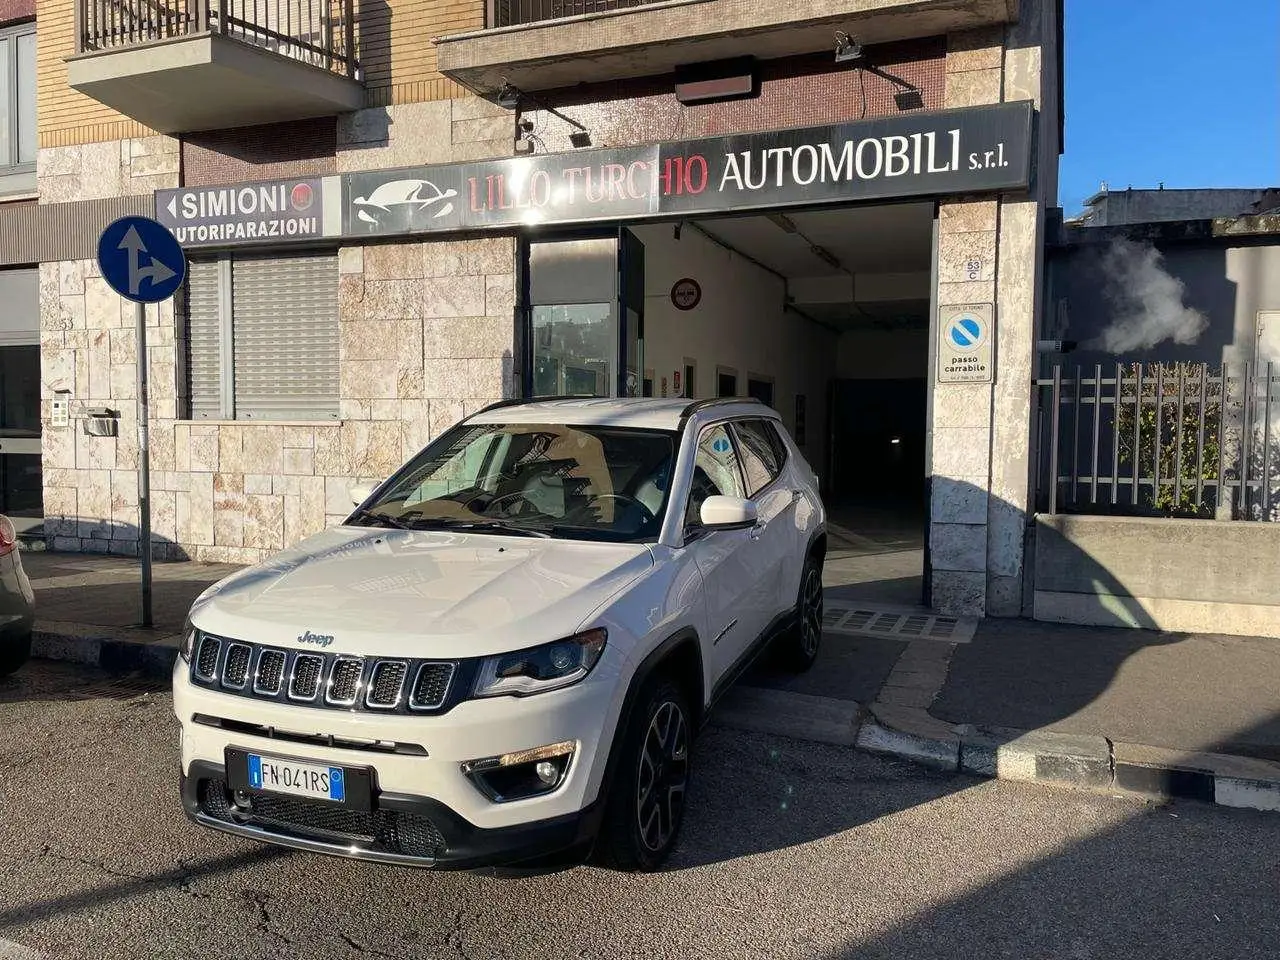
[290,182,314,212]
[671,278,701,311]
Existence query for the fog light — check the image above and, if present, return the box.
[462,741,575,802]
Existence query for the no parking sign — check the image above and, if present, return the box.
[937,303,994,384]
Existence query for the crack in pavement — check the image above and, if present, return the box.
[338,931,402,959]
[242,890,291,946]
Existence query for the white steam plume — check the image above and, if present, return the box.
[1088,238,1208,353]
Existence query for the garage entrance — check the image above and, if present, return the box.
[522,201,933,606]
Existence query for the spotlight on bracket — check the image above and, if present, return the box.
[495,78,593,149]
[497,82,521,110]
[834,31,864,64]
[894,87,924,110]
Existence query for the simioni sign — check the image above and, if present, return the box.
[155,177,334,247]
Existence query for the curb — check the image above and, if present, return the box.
[30,628,1280,817]
[858,702,1280,814]
[32,624,180,680]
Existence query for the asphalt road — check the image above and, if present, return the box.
[2,660,1278,960]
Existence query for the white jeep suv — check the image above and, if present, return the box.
[174,397,826,871]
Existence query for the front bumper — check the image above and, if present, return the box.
[181,760,602,870]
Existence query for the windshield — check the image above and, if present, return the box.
[351,422,677,542]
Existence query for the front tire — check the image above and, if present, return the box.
[597,678,691,872]
[779,556,823,672]
[0,630,32,677]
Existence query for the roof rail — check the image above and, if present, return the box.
[470,394,600,416]
[677,396,766,430]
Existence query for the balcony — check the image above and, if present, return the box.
[489,0,664,28]
[438,0,1018,95]
[67,0,364,134]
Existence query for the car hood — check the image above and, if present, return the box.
[189,526,653,659]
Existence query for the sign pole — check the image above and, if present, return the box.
[136,300,153,628]
[97,215,191,630]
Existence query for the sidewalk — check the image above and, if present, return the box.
[21,551,237,673]
[17,548,1280,813]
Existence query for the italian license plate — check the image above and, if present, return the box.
[247,753,346,803]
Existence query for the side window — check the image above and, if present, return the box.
[684,424,746,529]
[733,419,784,496]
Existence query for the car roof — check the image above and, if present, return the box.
[465,397,778,431]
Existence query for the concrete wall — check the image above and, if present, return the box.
[631,222,838,472]
[1034,513,1280,638]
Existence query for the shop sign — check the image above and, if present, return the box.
[153,103,1032,248]
[343,101,1033,239]
[938,303,994,384]
[154,177,335,247]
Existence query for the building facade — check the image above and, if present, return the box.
[1068,186,1278,227]
[0,0,1063,618]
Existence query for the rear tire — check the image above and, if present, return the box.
[0,630,32,677]
[597,677,692,872]
[779,556,823,672]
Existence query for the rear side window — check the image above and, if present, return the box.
[733,419,786,496]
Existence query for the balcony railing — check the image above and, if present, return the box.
[78,0,358,78]
[487,0,662,28]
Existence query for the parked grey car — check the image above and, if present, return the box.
[0,515,33,676]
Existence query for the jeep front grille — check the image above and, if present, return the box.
[289,655,324,701]
[367,661,408,709]
[410,663,454,711]
[195,634,221,681]
[223,644,252,689]
[254,650,287,695]
[189,635,460,715]
[326,658,364,706]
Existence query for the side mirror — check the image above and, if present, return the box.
[699,495,758,530]
[349,482,378,507]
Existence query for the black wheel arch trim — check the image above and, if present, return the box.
[806,524,828,562]
[593,629,704,816]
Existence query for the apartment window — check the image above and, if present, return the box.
[0,23,36,196]
[184,251,339,421]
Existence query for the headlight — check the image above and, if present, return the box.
[472,629,607,698]
[180,618,197,664]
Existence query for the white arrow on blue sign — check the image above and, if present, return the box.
[97,216,187,304]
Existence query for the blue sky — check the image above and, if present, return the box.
[1059,1,1280,215]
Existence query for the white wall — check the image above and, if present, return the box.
[631,223,837,475]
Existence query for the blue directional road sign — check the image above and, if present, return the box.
[97,216,187,304]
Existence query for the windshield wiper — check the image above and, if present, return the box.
[408,517,552,539]
[349,507,412,530]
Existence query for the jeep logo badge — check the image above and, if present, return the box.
[297,630,334,648]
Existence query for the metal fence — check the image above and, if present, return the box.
[78,0,358,78]
[1035,361,1280,521]
[488,0,660,27]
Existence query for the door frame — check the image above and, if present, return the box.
[519,224,645,400]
